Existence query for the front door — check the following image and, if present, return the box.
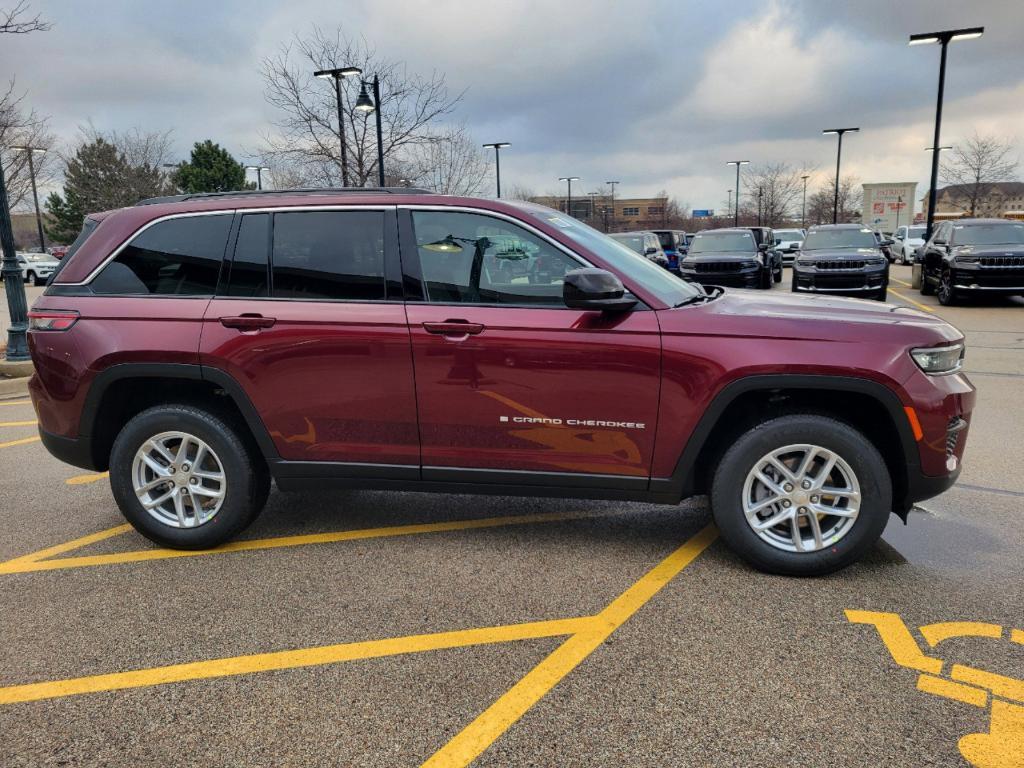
[200,207,419,467]
[401,208,661,483]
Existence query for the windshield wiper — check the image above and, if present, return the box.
[673,285,716,307]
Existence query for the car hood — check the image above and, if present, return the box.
[797,247,881,261]
[685,250,758,261]
[660,288,962,346]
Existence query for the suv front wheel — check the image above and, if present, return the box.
[109,404,270,549]
[710,414,891,576]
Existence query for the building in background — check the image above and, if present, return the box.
[919,181,1024,221]
[862,182,917,234]
[528,195,670,232]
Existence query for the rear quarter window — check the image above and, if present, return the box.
[91,214,232,295]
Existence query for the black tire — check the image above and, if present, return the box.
[28,272,40,286]
[920,267,935,295]
[937,269,957,306]
[109,404,270,549]
[875,286,888,302]
[710,414,892,576]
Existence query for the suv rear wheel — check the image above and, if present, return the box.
[109,404,270,549]
[710,414,891,576]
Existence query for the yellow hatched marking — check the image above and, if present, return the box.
[0,524,133,567]
[0,419,36,427]
[0,436,40,450]
[0,399,31,406]
[65,472,109,485]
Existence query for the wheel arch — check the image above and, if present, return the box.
[80,363,278,471]
[653,375,919,516]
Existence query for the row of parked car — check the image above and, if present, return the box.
[609,224,892,300]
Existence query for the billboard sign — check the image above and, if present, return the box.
[692,209,714,218]
[862,183,917,233]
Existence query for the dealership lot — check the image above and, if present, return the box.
[1,266,1022,767]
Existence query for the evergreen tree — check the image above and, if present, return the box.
[45,138,168,243]
[172,140,253,193]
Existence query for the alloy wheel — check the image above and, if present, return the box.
[131,431,227,528]
[741,443,861,553]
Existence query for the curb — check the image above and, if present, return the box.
[0,376,30,399]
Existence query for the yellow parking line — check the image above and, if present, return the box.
[891,277,913,288]
[888,288,936,313]
[0,399,31,407]
[0,524,133,567]
[0,419,37,427]
[422,524,718,768]
[0,435,40,450]
[0,616,595,706]
[0,510,613,575]
[65,471,109,485]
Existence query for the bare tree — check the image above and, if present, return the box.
[940,132,1019,216]
[0,80,56,210]
[261,26,463,187]
[77,123,175,169]
[399,124,490,195]
[741,162,814,226]
[807,175,862,225]
[504,184,536,202]
[0,0,50,34]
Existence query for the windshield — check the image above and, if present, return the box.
[689,231,755,253]
[609,234,645,254]
[952,223,1024,246]
[774,229,803,240]
[654,232,676,250]
[23,253,51,262]
[803,228,877,250]
[908,226,926,239]
[513,202,701,306]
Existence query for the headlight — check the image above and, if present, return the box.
[952,247,977,263]
[910,343,964,374]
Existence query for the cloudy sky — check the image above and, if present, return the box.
[3,0,1021,214]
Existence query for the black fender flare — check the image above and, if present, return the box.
[651,374,918,499]
[79,363,279,459]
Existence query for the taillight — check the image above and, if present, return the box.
[28,310,79,331]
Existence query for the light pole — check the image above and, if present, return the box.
[726,161,749,226]
[482,142,510,198]
[757,187,763,226]
[354,76,386,187]
[314,66,362,186]
[800,175,809,229]
[606,180,619,230]
[910,26,983,239]
[586,191,599,220]
[245,165,271,190]
[822,128,859,223]
[923,146,953,219]
[727,189,732,221]
[559,176,580,218]
[11,145,46,252]
[0,160,29,360]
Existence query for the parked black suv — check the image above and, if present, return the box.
[748,226,783,283]
[919,218,1024,305]
[680,228,773,289]
[792,224,890,301]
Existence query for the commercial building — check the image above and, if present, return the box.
[528,195,670,232]
[862,182,917,234]
[919,181,1024,220]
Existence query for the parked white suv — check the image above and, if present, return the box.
[773,228,805,265]
[891,225,927,265]
[16,252,60,285]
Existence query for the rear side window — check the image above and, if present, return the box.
[227,214,270,297]
[271,211,385,301]
[46,216,100,284]
[91,214,231,295]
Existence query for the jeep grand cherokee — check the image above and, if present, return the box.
[27,189,974,576]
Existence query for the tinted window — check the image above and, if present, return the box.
[689,231,756,253]
[951,223,1024,246]
[610,235,645,254]
[227,214,269,297]
[909,227,926,238]
[802,228,877,250]
[92,214,230,295]
[411,210,582,305]
[272,211,385,300]
[654,231,676,250]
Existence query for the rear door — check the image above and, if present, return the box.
[200,207,419,468]
[400,207,661,485]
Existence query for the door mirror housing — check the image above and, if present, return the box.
[933,238,947,246]
[758,242,770,251]
[563,268,637,312]
[881,238,895,247]
[644,246,658,255]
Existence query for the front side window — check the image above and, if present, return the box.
[610,235,645,254]
[411,210,582,305]
[271,211,385,300]
[91,214,231,295]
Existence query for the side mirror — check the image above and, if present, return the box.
[563,268,637,312]
[933,238,947,246]
[644,246,658,255]
[881,238,895,247]
[758,242,769,251]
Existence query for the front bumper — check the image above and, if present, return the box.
[950,263,1024,292]
[792,264,887,295]
[680,266,763,289]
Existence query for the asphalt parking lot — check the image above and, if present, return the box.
[1,266,1022,767]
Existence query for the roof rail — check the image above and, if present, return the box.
[136,187,435,206]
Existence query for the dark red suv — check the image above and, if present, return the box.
[27,189,975,575]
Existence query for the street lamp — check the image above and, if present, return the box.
[314,66,362,186]
[923,146,953,219]
[482,142,510,198]
[910,26,983,239]
[354,76,386,187]
[822,128,859,223]
[801,174,810,229]
[606,181,619,230]
[245,165,271,190]
[727,189,732,221]
[726,161,749,226]
[586,191,599,219]
[559,177,580,218]
[11,145,46,252]
[757,187,763,226]
[0,161,28,360]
